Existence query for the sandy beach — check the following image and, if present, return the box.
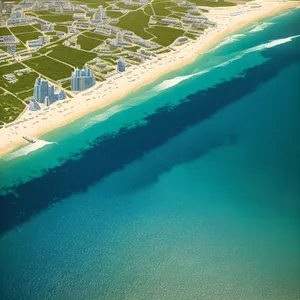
[1,0,299,156]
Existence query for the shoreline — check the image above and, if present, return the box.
[1,0,299,157]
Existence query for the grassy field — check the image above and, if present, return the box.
[0,27,11,36]
[69,0,110,8]
[24,56,73,80]
[144,5,155,16]
[10,25,38,34]
[44,32,57,35]
[32,24,42,30]
[16,88,34,98]
[38,14,74,22]
[0,92,25,123]
[168,5,189,13]
[0,63,39,95]
[77,34,104,50]
[55,25,69,33]
[184,32,198,40]
[50,36,60,43]
[15,32,41,43]
[3,0,23,3]
[99,56,117,65]
[61,81,71,89]
[152,1,174,16]
[83,31,109,41]
[0,63,24,76]
[147,26,184,46]
[47,45,97,68]
[124,45,141,52]
[116,3,141,10]
[0,72,39,96]
[117,9,152,39]
[106,10,125,19]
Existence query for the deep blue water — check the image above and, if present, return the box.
[0,9,300,300]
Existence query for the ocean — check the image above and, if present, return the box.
[0,9,300,300]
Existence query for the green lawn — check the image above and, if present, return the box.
[152,1,174,16]
[116,9,152,39]
[0,63,39,95]
[44,32,57,35]
[55,25,69,33]
[0,63,24,76]
[69,0,110,8]
[0,93,25,123]
[16,43,27,51]
[144,5,155,16]
[0,27,11,36]
[47,45,97,68]
[24,56,73,81]
[32,24,42,30]
[77,34,104,50]
[61,81,71,89]
[3,0,23,3]
[184,32,198,40]
[106,10,125,19]
[147,26,184,46]
[168,5,189,13]
[32,10,53,15]
[16,32,41,43]
[116,3,141,10]
[10,25,38,34]
[0,72,39,95]
[39,14,74,22]
[83,31,109,41]
[16,88,34,100]
[99,56,117,65]
[124,45,141,52]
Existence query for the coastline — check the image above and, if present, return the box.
[1,0,299,157]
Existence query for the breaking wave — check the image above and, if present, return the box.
[243,34,300,54]
[250,22,273,33]
[154,35,300,92]
[3,139,58,161]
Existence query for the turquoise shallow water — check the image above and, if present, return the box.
[0,9,300,300]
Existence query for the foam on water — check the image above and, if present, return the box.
[2,139,58,161]
[82,91,155,130]
[154,35,299,92]
[250,22,273,33]
[210,36,239,51]
[243,34,300,53]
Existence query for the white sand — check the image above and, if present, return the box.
[1,0,299,156]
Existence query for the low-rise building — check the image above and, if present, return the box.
[161,18,180,25]
[73,12,86,19]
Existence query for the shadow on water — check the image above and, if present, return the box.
[0,42,299,236]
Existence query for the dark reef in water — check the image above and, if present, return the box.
[0,39,299,236]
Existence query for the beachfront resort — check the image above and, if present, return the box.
[0,0,240,123]
[0,0,298,155]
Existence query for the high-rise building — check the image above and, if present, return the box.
[40,80,49,102]
[34,77,66,104]
[48,84,55,101]
[117,58,126,72]
[71,66,95,91]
